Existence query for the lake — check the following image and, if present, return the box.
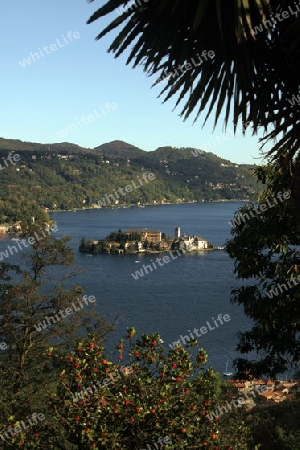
[0,202,252,375]
[50,202,251,374]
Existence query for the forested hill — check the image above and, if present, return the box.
[0,137,260,217]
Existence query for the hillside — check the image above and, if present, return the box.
[94,140,145,159]
[0,137,260,219]
[0,137,88,154]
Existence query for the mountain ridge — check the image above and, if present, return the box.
[0,137,260,215]
[0,137,249,166]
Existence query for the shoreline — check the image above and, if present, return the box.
[48,199,248,213]
[80,248,224,256]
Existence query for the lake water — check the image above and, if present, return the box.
[51,202,252,373]
[1,202,253,375]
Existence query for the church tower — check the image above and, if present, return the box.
[175,227,180,239]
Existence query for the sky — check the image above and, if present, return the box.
[0,1,271,164]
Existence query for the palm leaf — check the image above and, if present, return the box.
[88,0,300,159]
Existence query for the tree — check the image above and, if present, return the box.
[80,237,87,249]
[49,328,252,450]
[0,196,49,226]
[225,164,300,377]
[248,399,300,450]
[0,220,111,447]
[143,239,149,249]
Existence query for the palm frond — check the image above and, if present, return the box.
[88,0,300,158]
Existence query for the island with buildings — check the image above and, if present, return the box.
[79,227,223,255]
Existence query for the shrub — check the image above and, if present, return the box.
[49,328,237,449]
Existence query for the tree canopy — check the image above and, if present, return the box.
[226,163,300,377]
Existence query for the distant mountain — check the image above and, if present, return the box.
[147,146,204,159]
[0,137,260,213]
[0,137,88,154]
[93,140,145,158]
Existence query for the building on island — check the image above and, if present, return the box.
[124,227,208,250]
[175,226,180,239]
[173,227,209,251]
[145,229,162,242]
[124,229,162,242]
[194,236,209,249]
[79,227,211,255]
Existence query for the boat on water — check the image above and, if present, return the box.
[11,237,20,242]
[223,360,233,377]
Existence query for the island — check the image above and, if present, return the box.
[79,227,223,255]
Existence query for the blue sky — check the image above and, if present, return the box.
[0,1,270,164]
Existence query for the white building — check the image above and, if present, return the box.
[174,228,209,251]
[193,237,208,249]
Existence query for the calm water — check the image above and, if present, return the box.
[52,202,252,373]
[1,202,253,374]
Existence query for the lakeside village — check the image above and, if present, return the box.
[222,378,300,411]
[79,226,224,255]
